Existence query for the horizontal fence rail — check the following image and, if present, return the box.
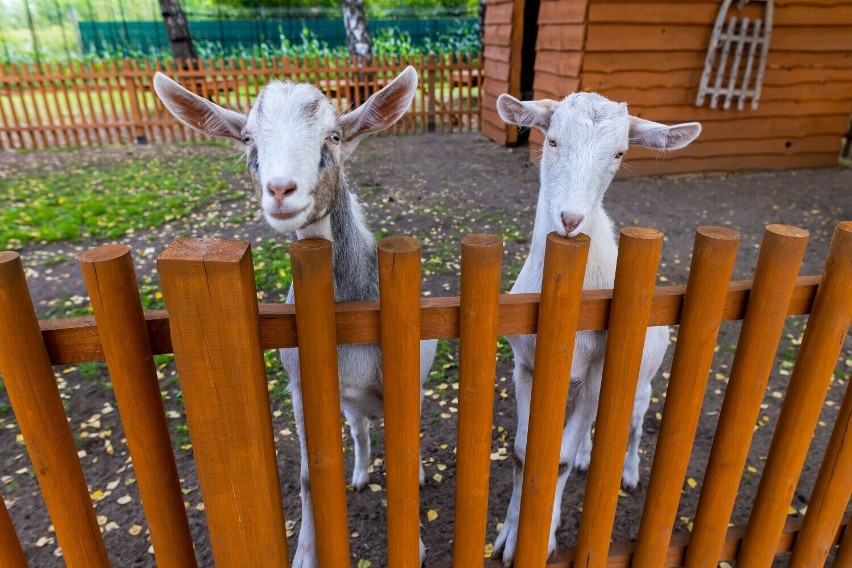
[39,275,822,366]
[0,54,482,150]
[0,221,850,567]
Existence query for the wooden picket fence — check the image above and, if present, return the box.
[0,221,850,567]
[0,54,482,151]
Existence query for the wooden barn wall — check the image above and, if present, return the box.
[481,0,518,145]
[527,0,852,176]
[528,0,590,154]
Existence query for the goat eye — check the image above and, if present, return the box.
[243,134,252,144]
[329,132,341,144]
[548,139,557,147]
[615,151,625,158]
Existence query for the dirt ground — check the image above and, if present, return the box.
[1,133,851,567]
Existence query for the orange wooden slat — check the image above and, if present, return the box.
[0,70,21,149]
[378,236,424,567]
[37,63,62,146]
[53,62,81,146]
[789,373,852,566]
[837,522,852,566]
[446,519,845,568]
[0,491,28,568]
[739,221,852,564]
[16,64,42,148]
[0,252,109,567]
[633,226,740,564]
[684,224,810,568]
[452,234,504,567]
[78,245,196,568]
[574,227,664,566]
[37,276,825,367]
[157,238,289,568]
[289,239,351,566]
[513,233,591,567]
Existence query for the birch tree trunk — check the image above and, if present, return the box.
[341,0,372,64]
[159,0,197,64]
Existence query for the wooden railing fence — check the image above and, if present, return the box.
[0,221,850,567]
[0,54,482,151]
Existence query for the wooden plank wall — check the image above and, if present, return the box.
[526,0,852,176]
[481,0,518,145]
[528,0,590,153]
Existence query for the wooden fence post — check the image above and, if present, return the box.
[739,221,852,565]
[0,493,27,568]
[574,227,664,567]
[0,252,110,567]
[836,524,852,566]
[123,61,148,145]
[514,233,590,567]
[289,239,351,566]
[79,245,196,568]
[378,236,423,567]
[685,224,809,567]
[157,238,289,568]
[633,226,739,564]
[452,234,503,567]
[427,54,437,132]
[788,371,852,567]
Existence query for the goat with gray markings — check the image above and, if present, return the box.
[153,67,438,567]
[493,91,701,565]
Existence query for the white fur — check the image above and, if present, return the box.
[153,67,436,567]
[492,92,700,565]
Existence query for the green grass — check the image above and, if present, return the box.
[253,241,293,304]
[0,153,241,250]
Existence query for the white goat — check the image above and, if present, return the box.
[153,67,438,567]
[492,92,701,564]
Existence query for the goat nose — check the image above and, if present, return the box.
[561,213,584,234]
[267,180,297,201]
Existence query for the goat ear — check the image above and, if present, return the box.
[628,116,701,150]
[339,66,418,153]
[496,94,558,132]
[153,72,246,141]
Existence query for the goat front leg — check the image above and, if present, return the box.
[287,363,318,568]
[419,338,438,488]
[621,379,651,491]
[575,429,592,472]
[493,361,532,566]
[548,376,601,554]
[344,407,371,491]
[622,326,668,491]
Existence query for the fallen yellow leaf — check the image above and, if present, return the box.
[427,509,438,522]
[484,543,494,558]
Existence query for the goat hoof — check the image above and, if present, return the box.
[351,470,370,492]
[493,522,518,566]
[621,468,640,491]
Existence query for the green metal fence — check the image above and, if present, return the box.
[78,17,478,53]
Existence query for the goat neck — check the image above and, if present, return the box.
[294,173,379,303]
